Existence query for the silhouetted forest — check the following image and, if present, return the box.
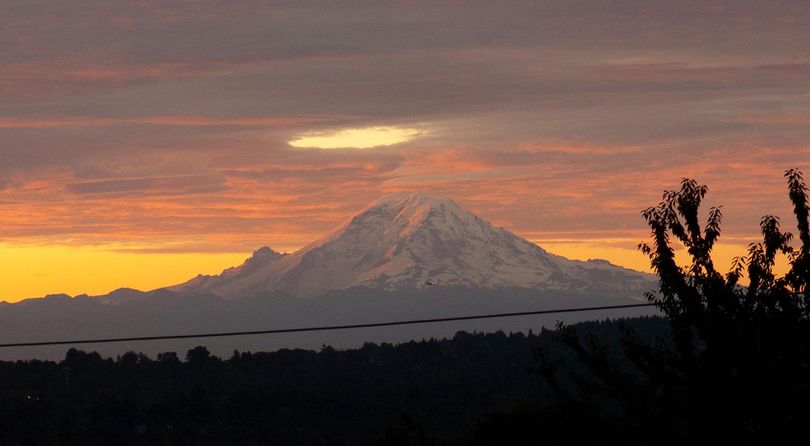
[0,317,666,446]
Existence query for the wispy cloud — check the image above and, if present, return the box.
[0,116,335,129]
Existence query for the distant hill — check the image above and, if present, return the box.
[0,287,659,360]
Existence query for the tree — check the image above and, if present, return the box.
[544,169,810,441]
[185,345,215,366]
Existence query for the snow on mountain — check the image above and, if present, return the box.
[169,192,654,298]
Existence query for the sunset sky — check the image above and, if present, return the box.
[2,0,809,301]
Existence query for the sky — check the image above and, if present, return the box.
[1,0,809,301]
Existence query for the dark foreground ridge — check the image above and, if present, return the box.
[0,317,666,446]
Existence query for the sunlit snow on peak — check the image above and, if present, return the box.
[288,126,421,149]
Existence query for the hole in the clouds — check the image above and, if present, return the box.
[288,126,422,149]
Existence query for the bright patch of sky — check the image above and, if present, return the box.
[289,126,422,149]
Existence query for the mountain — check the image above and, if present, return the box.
[0,193,659,361]
[169,192,654,298]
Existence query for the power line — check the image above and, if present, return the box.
[0,302,657,349]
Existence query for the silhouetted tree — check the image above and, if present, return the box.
[156,351,180,364]
[544,169,810,441]
[186,346,216,366]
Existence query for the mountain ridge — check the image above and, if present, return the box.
[168,192,654,298]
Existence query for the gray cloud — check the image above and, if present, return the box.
[1,0,809,249]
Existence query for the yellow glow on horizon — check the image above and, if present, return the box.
[537,238,791,279]
[1,237,794,303]
[288,126,421,149]
[535,238,653,273]
[0,244,248,303]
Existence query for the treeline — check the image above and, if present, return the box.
[0,317,666,446]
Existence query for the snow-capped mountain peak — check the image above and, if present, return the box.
[169,192,653,298]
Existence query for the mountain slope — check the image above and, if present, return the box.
[169,192,654,298]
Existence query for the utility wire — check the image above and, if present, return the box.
[0,302,657,348]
